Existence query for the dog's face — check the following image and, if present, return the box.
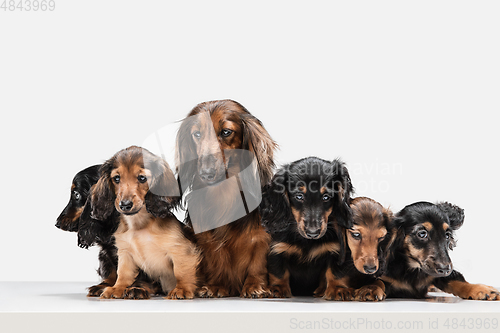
[288,170,335,240]
[189,106,244,184]
[347,197,391,275]
[176,99,277,190]
[91,146,179,221]
[261,157,353,239]
[110,163,152,215]
[403,220,453,277]
[394,202,464,277]
[56,165,101,231]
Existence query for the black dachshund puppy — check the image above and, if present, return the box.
[57,165,160,298]
[56,165,121,296]
[381,201,500,300]
[260,157,354,299]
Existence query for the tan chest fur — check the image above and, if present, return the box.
[114,209,197,292]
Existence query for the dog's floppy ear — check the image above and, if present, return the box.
[145,153,181,218]
[386,212,408,253]
[436,201,465,230]
[78,192,98,248]
[78,192,119,249]
[241,112,278,186]
[260,168,293,234]
[377,207,396,276]
[90,160,115,221]
[335,223,348,265]
[175,115,199,193]
[331,159,353,229]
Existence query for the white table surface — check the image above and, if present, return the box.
[1,282,499,333]
[1,281,500,313]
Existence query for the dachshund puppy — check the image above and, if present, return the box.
[176,99,278,298]
[381,201,500,300]
[339,197,394,301]
[90,146,200,299]
[260,157,353,299]
[56,165,121,296]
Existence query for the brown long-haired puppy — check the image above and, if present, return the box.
[176,99,278,298]
[344,197,394,301]
[91,146,200,299]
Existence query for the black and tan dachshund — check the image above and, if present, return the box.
[56,165,121,296]
[260,157,354,299]
[381,201,500,300]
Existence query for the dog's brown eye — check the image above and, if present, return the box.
[295,193,304,201]
[138,175,147,183]
[113,175,120,184]
[378,236,385,242]
[73,191,81,201]
[322,194,331,202]
[193,131,201,139]
[221,129,233,137]
[417,230,428,239]
[445,231,451,240]
[351,232,361,240]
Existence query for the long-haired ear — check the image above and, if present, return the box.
[377,207,396,276]
[175,116,199,193]
[90,161,115,221]
[145,154,181,218]
[387,214,407,252]
[436,201,465,230]
[241,113,278,186]
[78,194,119,249]
[335,223,348,265]
[78,196,98,249]
[259,169,292,234]
[331,159,353,229]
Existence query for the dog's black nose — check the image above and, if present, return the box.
[55,220,61,229]
[119,200,133,212]
[363,265,378,274]
[305,227,321,239]
[200,168,217,182]
[436,263,452,276]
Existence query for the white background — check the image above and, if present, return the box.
[0,0,498,287]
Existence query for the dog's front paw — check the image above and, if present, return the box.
[241,283,270,299]
[100,286,126,299]
[196,285,230,298]
[461,284,500,301]
[354,285,386,302]
[269,284,292,298]
[87,283,110,297]
[323,286,354,301]
[124,286,151,300]
[166,286,196,300]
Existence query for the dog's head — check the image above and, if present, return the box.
[346,197,393,275]
[175,99,277,190]
[391,201,464,277]
[91,146,179,220]
[56,164,101,232]
[261,157,353,240]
